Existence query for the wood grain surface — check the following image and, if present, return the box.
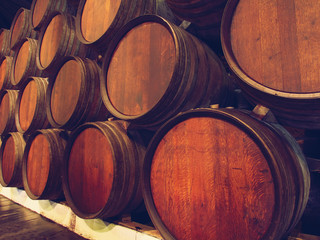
[32,0,50,28]
[1,136,16,186]
[0,57,10,90]
[150,117,275,240]
[50,59,82,126]
[67,127,114,215]
[13,40,30,85]
[106,22,176,116]
[26,134,50,197]
[39,14,64,69]
[10,9,25,49]
[229,0,320,93]
[0,92,10,134]
[80,0,122,42]
[18,80,38,132]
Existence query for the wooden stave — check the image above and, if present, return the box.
[142,108,310,240]
[0,56,14,90]
[15,77,49,135]
[22,128,66,200]
[62,120,144,219]
[0,132,26,188]
[0,29,12,58]
[0,90,19,135]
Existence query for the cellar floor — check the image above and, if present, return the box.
[0,195,87,240]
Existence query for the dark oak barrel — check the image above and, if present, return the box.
[30,0,68,30]
[0,29,12,57]
[75,0,156,53]
[15,77,49,135]
[0,132,26,188]
[143,108,310,240]
[9,8,37,51]
[11,38,42,88]
[46,56,108,130]
[101,15,228,128]
[22,129,66,200]
[0,56,14,90]
[221,0,320,129]
[62,120,144,219]
[0,90,19,135]
[36,11,91,73]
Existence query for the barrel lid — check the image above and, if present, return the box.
[10,8,29,50]
[102,15,179,120]
[221,0,320,99]
[31,0,51,29]
[12,39,30,86]
[0,57,9,90]
[0,135,16,186]
[0,91,10,134]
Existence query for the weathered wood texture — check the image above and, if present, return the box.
[0,90,18,134]
[101,15,228,128]
[75,0,156,52]
[0,56,14,90]
[47,56,108,130]
[221,0,320,128]
[143,108,310,240]
[0,132,25,188]
[9,8,37,51]
[15,77,49,134]
[0,29,12,57]
[11,38,42,88]
[62,120,144,219]
[22,129,66,200]
[0,195,87,240]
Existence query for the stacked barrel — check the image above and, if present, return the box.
[0,0,319,240]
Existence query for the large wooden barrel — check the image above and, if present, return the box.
[0,29,12,57]
[101,15,228,128]
[36,11,91,73]
[22,129,66,200]
[46,56,108,130]
[62,120,144,219]
[9,8,37,51]
[30,0,68,30]
[15,77,49,135]
[143,108,310,240]
[221,0,320,129]
[75,0,156,53]
[0,56,14,90]
[0,90,18,135]
[0,132,26,188]
[11,38,42,88]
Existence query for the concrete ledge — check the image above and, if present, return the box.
[0,186,162,240]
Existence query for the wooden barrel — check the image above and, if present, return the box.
[75,0,156,53]
[30,0,68,30]
[0,90,19,135]
[15,77,49,135]
[0,56,14,90]
[46,56,108,130]
[62,120,144,219]
[143,108,310,240]
[22,129,66,200]
[221,0,320,129]
[9,8,37,51]
[0,29,12,57]
[0,132,26,188]
[36,11,91,73]
[11,38,42,88]
[101,15,228,129]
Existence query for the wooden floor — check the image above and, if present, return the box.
[0,195,87,240]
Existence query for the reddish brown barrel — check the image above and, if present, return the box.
[22,129,66,200]
[0,29,12,57]
[143,108,310,240]
[36,11,90,73]
[11,38,42,88]
[0,132,26,188]
[46,56,108,130]
[0,90,18,135]
[0,56,14,90]
[15,77,49,135]
[221,0,320,129]
[62,120,144,219]
[30,0,68,30]
[9,8,37,51]
[75,0,156,53]
[101,15,228,129]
